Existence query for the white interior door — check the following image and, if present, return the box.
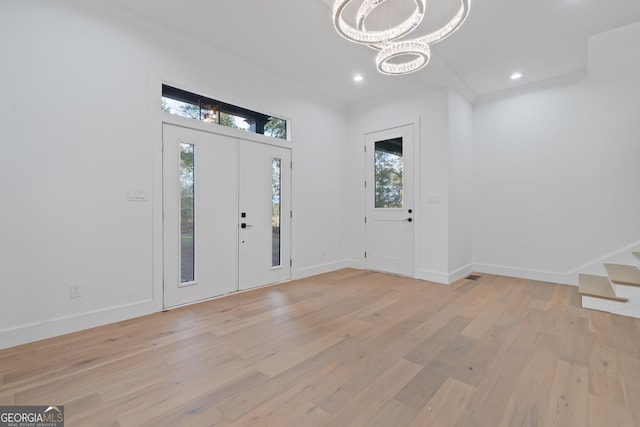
[239,140,291,290]
[365,124,414,276]
[163,124,238,308]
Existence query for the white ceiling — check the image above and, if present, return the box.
[107,0,640,105]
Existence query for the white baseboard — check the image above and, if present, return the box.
[473,263,569,285]
[292,259,362,280]
[416,269,450,284]
[448,264,474,283]
[415,264,474,285]
[0,299,156,350]
[473,242,640,287]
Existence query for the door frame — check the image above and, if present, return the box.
[363,119,421,279]
[159,114,294,309]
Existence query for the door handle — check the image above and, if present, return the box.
[405,218,413,222]
[241,223,253,229]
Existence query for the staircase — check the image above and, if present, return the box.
[579,252,640,318]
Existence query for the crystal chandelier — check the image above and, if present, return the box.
[333,0,470,75]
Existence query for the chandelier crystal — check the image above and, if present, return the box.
[333,0,471,75]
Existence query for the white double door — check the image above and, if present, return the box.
[163,124,291,308]
[365,124,414,276]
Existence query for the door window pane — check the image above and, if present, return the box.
[180,143,195,283]
[374,137,403,208]
[272,158,282,268]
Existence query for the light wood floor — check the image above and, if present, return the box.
[1,269,640,426]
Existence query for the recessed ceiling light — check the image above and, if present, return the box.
[353,74,364,82]
[511,72,523,80]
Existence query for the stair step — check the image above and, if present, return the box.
[604,263,640,287]
[579,274,628,302]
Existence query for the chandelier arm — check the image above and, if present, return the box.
[356,0,425,36]
[333,0,426,44]
[417,0,470,45]
[366,0,470,51]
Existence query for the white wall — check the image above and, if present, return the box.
[0,0,350,349]
[473,23,640,283]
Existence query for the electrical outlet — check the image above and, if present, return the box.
[69,283,82,299]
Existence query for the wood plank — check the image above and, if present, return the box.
[619,354,640,424]
[604,264,640,287]
[501,303,546,350]
[367,399,418,427]
[409,377,476,427]
[587,394,634,427]
[454,346,530,427]
[324,358,422,426]
[395,359,454,410]
[589,333,627,404]
[529,298,549,311]
[544,360,589,427]
[225,363,336,427]
[460,300,505,340]
[611,315,640,357]
[497,349,556,427]
[548,284,574,312]
[404,315,473,366]
[451,324,506,387]
[579,274,628,302]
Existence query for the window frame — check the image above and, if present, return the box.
[162,85,288,141]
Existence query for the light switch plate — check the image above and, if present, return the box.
[127,188,147,201]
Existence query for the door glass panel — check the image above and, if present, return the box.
[272,158,282,268]
[180,143,195,283]
[374,137,403,208]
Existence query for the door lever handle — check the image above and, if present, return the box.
[405,218,413,222]
[241,223,253,229]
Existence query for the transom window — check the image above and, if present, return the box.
[162,84,288,140]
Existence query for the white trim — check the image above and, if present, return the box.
[612,303,640,319]
[428,57,476,104]
[567,240,640,275]
[475,70,587,104]
[0,300,155,350]
[412,116,422,280]
[448,264,474,283]
[161,112,293,150]
[293,259,361,280]
[473,263,568,285]
[473,241,640,286]
[152,73,165,315]
[416,269,450,284]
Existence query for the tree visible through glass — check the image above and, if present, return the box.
[374,138,403,208]
[272,158,282,268]
[180,143,195,283]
